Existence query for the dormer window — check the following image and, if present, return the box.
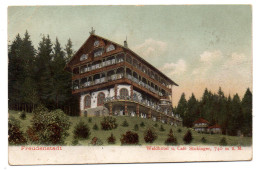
[80,54,88,61]
[106,44,115,52]
[94,48,103,57]
[94,40,99,47]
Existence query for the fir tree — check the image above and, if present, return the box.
[52,38,71,108]
[65,38,74,62]
[8,34,24,108]
[34,35,54,108]
[241,88,252,136]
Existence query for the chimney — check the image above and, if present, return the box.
[124,36,128,48]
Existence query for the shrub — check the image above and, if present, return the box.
[72,139,79,146]
[120,131,139,145]
[74,121,91,139]
[144,128,157,143]
[140,121,145,127]
[90,137,103,146]
[19,111,26,120]
[88,117,92,123]
[93,123,99,130]
[8,116,27,145]
[219,137,227,146]
[159,125,165,131]
[154,123,158,127]
[134,124,139,131]
[101,116,118,130]
[201,137,207,143]
[177,128,182,133]
[183,130,193,144]
[121,119,129,127]
[165,129,177,145]
[27,108,70,145]
[107,133,116,144]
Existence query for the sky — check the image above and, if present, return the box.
[8,5,252,106]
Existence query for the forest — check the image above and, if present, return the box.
[174,88,252,136]
[8,31,79,115]
[8,31,252,137]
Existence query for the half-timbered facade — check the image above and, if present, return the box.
[65,30,182,126]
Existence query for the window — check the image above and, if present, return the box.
[97,92,105,106]
[106,44,115,52]
[120,88,129,97]
[84,95,91,108]
[94,49,103,57]
[80,54,88,61]
[94,40,99,47]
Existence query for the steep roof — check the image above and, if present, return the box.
[65,33,178,86]
[208,124,221,129]
[193,118,210,124]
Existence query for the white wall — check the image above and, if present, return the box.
[80,84,134,111]
[80,87,116,111]
[90,89,110,108]
[117,84,131,96]
[80,93,90,111]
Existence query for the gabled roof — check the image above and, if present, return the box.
[194,118,210,124]
[65,34,178,86]
[208,124,221,129]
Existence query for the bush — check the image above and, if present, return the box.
[201,137,207,143]
[74,121,91,139]
[144,128,157,143]
[72,139,79,146]
[165,129,177,145]
[19,111,26,120]
[8,116,27,145]
[154,123,158,127]
[134,124,139,131]
[90,137,103,146]
[88,117,92,123]
[27,107,71,145]
[159,125,165,131]
[177,128,182,133]
[107,133,116,144]
[219,137,227,146]
[183,130,193,144]
[101,116,118,130]
[93,123,99,130]
[120,131,139,145]
[121,119,129,127]
[140,121,145,127]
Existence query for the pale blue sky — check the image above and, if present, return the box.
[8,5,252,105]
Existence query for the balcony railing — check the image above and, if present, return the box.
[80,58,120,74]
[103,96,182,121]
[75,73,166,98]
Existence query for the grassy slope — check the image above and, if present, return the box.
[9,110,252,146]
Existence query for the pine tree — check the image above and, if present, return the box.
[65,38,74,62]
[185,93,199,127]
[241,88,252,136]
[52,38,71,108]
[20,31,37,111]
[228,94,243,136]
[34,35,54,108]
[8,34,24,109]
[176,93,187,119]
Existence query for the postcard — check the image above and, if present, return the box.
[8,5,252,165]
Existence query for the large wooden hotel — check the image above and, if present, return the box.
[65,29,182,126]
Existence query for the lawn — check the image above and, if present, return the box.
[8,110,252,146]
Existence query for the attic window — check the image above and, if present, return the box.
[80,54,88,61]
[94,48,103,57]
[94,40,99,47]
[106,44,115,52]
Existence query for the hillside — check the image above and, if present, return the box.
[9,110,252,146]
